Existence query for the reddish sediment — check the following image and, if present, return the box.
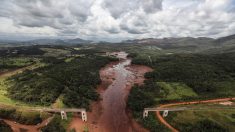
[69,52,153,132]
[3,117,53,132]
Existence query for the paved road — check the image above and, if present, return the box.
[156,97,235,132]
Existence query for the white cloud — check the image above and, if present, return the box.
[0,0,234,41]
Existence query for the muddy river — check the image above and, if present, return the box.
[2,51,152,132]
[69,52,152,132]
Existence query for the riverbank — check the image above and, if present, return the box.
[68,52,152,132]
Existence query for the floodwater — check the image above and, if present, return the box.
[69,51,153,132]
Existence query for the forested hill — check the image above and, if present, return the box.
[6,54,117,109]
[127,46,235,131]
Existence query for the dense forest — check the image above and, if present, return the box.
[0,46,45,57]
[128,51,235,131]
[0,108,47,125]
[7,54,116,109]
[132,52,235,97]
[0,57,35,72]
[41,115,66,132]
[1,43,235,131]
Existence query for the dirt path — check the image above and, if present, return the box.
[156,97,235,132]
[0,64,36,78]
[3,116,53,132]
[0,64,55,132]
[68,52,153,132]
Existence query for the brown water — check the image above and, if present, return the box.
[1,52,152,132]
[69,52,152,132]
[98,53,134,131]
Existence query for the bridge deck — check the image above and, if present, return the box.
[144,106,235,112]
[144,107,186,112]
[31,108,86,113]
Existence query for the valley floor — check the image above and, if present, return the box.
[68,51,152,132]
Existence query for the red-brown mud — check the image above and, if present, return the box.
[3,117,53,132]
[69,52,153,132]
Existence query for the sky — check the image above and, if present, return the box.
[0,0,235,42]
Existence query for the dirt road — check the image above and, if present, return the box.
[3,117,53,132]
[0,65,55,132]
[156,97,235,132]
[0,64,37,78]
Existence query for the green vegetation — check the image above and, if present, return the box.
[128,84,169,131]
[127,85,167,132]
[0,120,12,132]
[1,42,235,131]
[0,57,35,72]
[0,46,45,57]
[7,53,116,109]
[0,108,50,125]
[0,45,118,129]
[127,47,235,131]
[157,82,198,100]
[41,48,71,57]
[132,52,235,99]
[0,69,42,107]
[165,108,235,131]
[41,114,73,132]
[52,96,66,108]
[41,115,66,132]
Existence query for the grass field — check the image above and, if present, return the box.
[214,81,235,96]
[0,77,40,107]
[0,57,33,66]
[0,77,25,105]
[0,61,46,107]
[165,103,235,131]
[0,57,36,72]
[52,96,67,108]
[41,48,71,57]
[157,82,198,100]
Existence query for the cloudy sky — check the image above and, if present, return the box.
[0,0,235,42]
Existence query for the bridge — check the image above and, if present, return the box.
[143,107,186,118]
[0,103,87,122]
[31,108,87,121]
[144,98,235,118]
[143,106,235,118]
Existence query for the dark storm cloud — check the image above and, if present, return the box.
[13,0,63,18]
[59,29,78,35]
[0,0,15,17]
[120,24,146,34]
[0,0,93,29]
[104,27,120,34]
[68,0,94,22]
[102,0,163,19]
[142,0,163,13]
